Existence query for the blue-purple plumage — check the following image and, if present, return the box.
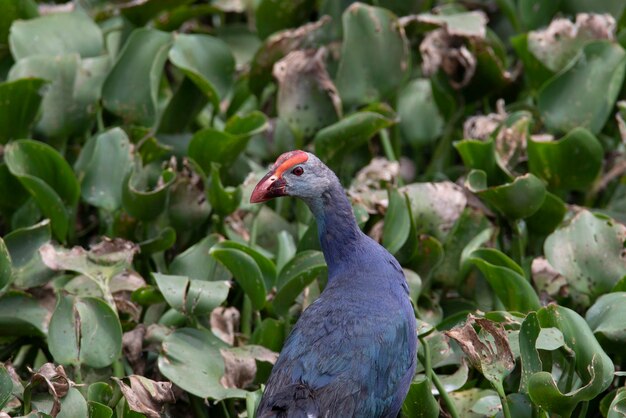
[251,152,417,418]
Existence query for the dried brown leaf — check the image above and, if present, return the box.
[114,375,175,418]
[219,345,278,389]
[446,315,514,385]
[123,324,146,374]
[210,307,240,345]
[26,363,73,417]
[420,29,476,89]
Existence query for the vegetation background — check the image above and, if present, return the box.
[0,0,625,417]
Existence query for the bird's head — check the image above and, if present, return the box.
[250,150,333,203]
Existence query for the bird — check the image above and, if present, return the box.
[250,150,417,418]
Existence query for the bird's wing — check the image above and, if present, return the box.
[257,290,416,418]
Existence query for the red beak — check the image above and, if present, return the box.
[250,171,288,203]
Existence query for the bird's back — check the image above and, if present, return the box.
[257,236,417,418]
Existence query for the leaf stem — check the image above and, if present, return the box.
[493,381,512,418]
[241,295,252,337]
[189,395,209,418]
[419,336,460,418]
[380,129,397,162]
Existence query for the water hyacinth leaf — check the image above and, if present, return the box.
[401,378,439,418]
[188,111,268,171]
[0,238,11,292]
[608,389,626,418]
[167,168,211,231]
[0,78,46,144]
[206,164,242,217]
[273,250,327,316]
[545,210,626,300]
[255,0,315,39]
[122,168,176,221]
[4,140,79,241]
[88,402,113,418]
[274,49,340,139]
[314,111,395,163]
[210,246,267,310]
[586,292,626,349]
[211,241,276,290]
[335,3,409,107]
[455,139,507,185]
[169,33,235,109]
[121,0,194,26]
[8,54,110,141]
[0,0,37,48]
[153,273,230,316]
[526,192,567,235]
[383,187,411,255]
[102,28,172,127]
[4,220,53,288]
[158,328,247,399]
[0,365,11,409]
[469,248,541,312]
[9,12,104,60]
[561,0,625,18]
[467,171,546,220]
[138,227,176,254]
[88,382,113,404]
[74,128,133,212]
[518,0,559,30]
[538,41,626,134]
[410,235,444,283]
[398,79,444,148]
[248,17,332,96]
[169,234,229,282]
[0,291,48,336]
[48,295,122,368]
[527,128,602,191]
[519,312,542,393]
[510,34,554,89]
[528,304,614,417]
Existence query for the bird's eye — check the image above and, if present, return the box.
[292,166,304,176]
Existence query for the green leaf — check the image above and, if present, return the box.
[527,128,602,191]
[586,292,626,349]
[48,295,122,368]
[210,246,267,310]
[469,248,541,312]
[0,365,11,410]
[402,378,439,418]
[212,241,276,290]
[9,12,103,60]
[273,250,327,316]
[153,273,229,316]
[206,164,242,217]
[188,111,268,172]
[4,220,53,288]
[4,140,79,241]
[545,210,626,300]
[169,234,229,282]
[383,187,410,254]
[314,111,395,163]
[122,167,176,221]
[169,33,235,109]
[608,389,626,418]
[158,328,247,399]
[255,0,315,39]
[9,54,110,141]
[398,79,444,148]
[0,78,46,144]
[121,0,194,26]
[335,3,409,107]
[538,41,626,134]
[467,171,546,220]
[88,401,113,418]
[0,0,37,49]
[455,139,507,185]
[102,28,173,127]
[518,0,559,30]
[527,305,614,417]
[519,312,542,393]
[526,192,567,235]
[75,128,133,212]
[139,227,176,254]
[0,291,48,337]
[0,237,11,293]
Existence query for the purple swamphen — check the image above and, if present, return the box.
[250,150,417,418]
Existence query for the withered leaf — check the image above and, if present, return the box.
[210,306,240,345]
[219,345,278,389]
[25,363,72,417]
[446,315,515,385]
[114,375,175,418]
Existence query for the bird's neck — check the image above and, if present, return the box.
[304,182,363,276]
